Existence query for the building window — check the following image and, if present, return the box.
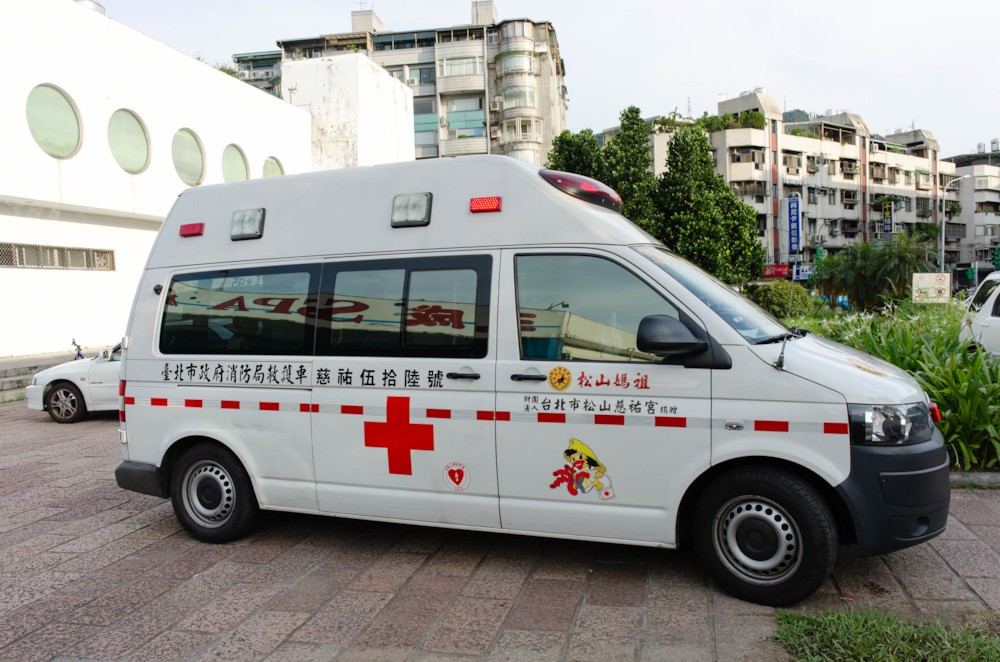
[0,243,114,271]
[438,56,483,77]
[171,128,205,186]
[25,84,81,159]
[262,156,284,177]
[411,66,435,84]
[497,51,534,75]
[828,190,836,205]
[446,97,484,138]
[501,21,534,40]
[502,86,536,110]
[505,149,538,164]
[807,188,817,204]
[222,144,249,182]
[503,117,541,143]
[107,109,150,174]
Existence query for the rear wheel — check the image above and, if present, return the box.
[46,383,86,423]
[692,466,837,606]
[171,443,260,543]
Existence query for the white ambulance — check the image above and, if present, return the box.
[116,155,950,606]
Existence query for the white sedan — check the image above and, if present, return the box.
[26,345,122,423]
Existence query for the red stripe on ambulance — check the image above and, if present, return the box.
[342,405,364,415]
[824,422,849,435]
[755,420,789,432]
[184,399,203,408]
[655,417,687,428]
[221,400,240,410]
[260,402,280,411]
[151,398,168,407]
[426,409,451,419]
[538,413,566,423]
[595,414,625,426]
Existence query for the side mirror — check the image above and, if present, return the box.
[100,350,110,361]
[637,315,708,357]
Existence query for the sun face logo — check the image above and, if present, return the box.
[548,366,572,391]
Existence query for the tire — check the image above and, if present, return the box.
[46,382,86,423]
[170,443,261,543]
[692,466,837,607]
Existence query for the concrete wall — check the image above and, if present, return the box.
[0,0,312,356]
[282,54,415,171]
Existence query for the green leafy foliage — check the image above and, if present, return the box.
[651,127,764,284]
[789,302,1000,470]
[545,129,606,181]
[783,108,809,122]
[775,607,1000,661]
[749,281,814,318]
[602,107,658,227]
[816,236,933,310]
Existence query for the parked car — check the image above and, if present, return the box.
[26,345,122,423]
[960,272,1000,357]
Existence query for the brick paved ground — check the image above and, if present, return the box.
[0,401,997,661]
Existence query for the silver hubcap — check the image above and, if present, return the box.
[713,496,801,585]
[50,388,78,419]
[182,460,235,528]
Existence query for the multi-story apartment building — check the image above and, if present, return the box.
[232,51,282,96]
[706,91,957,277]
[272,1,568,164]
[943,149,1000,284]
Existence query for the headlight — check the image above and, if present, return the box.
[848,402,934,445]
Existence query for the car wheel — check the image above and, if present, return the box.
[692,466,837,607]
[171,443,260,543]
[46,383,86,423]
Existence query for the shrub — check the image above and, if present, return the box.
[749,280,814,318]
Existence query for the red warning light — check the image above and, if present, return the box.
[470,197,502,213]
[179,223,205,237]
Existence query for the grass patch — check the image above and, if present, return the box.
[774,607,1000,661]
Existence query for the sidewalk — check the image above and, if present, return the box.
[0,401,998,661]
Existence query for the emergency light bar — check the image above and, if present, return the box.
[469,196,502,213]
[539,169,623,213]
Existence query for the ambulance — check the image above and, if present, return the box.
[115,155,950,606]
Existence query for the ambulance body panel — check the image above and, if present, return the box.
[115,155,950,607]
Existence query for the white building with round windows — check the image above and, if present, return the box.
[1,0,314,355]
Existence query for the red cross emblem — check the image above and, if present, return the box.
[364,396,434,475]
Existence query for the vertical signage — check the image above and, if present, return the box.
[882,201,893,237]
[788,196,800,254]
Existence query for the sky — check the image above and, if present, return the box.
[100,0,997,158]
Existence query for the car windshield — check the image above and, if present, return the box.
[632,245,787,344]
[969,279,999,312]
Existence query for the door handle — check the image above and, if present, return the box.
[510,373,547,382]
[446,372,481,380]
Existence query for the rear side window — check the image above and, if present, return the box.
[315,255,491,358]
[160,264,320,355]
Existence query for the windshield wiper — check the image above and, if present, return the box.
[755,332,800,345]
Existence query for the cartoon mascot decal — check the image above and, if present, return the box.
[550,438,614,500]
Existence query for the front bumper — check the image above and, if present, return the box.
[836,428,950,557]
[115,461,168,498]
[25,384,44,411]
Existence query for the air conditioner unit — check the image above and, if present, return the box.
[405,78,418,86]
[439,116,448,128]
[830,226,840,236]
[490,127,501,139]
[448,129,459,139]
[489,102,501,112]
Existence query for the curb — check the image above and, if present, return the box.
[950,471,1000,488]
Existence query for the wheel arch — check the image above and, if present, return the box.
[159,435,256,500]
[675,456,855,550]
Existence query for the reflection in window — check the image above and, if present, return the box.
[160,265,320,355]
[172,128,205,186]
[497,52,533,75]
[108,109,150,174]
[25,84,81,158]
[438,56,483,77]
[515,254,676,362]
[316,256,491,358]
[503,86,536,110]
[222,144,249,182]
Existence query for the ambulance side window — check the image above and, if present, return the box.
[515,254,677,363]
[315,255,491,358]
[159,264,320,355]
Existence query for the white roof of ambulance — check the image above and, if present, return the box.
[148,155,655,269]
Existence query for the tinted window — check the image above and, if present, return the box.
[970,279,999,313]
[160,265,320,355]
[515,254,676,362]
[315,256,491,358]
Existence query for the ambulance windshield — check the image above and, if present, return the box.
[633,245,786,344]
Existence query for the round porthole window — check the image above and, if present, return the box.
[25,84,82,159]
[222,144,248,182]
[172,128,205,186]
[108,109,150,174]
[262,156,284,178]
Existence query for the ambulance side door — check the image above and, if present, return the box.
[311,253,500,528]
[496,249,713,545]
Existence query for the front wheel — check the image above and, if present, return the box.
[46,383,86,423]
[171,444,260,543]
[692,466,837,606]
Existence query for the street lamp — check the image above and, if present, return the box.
[939,174,971,273]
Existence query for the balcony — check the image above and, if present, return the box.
[840,190,860,205]
[415,145,439,159]
[437,74,485,94]
[439,136,487,157]
[843,220,862,235]
[841,161,860,175]
[946,223,967,241]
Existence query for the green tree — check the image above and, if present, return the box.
[750,280,814,319]
[602,106,658,227]
[545,129,606,181]
[783,109,809,122]
[816,236,933,310]
[651,127,765,284]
